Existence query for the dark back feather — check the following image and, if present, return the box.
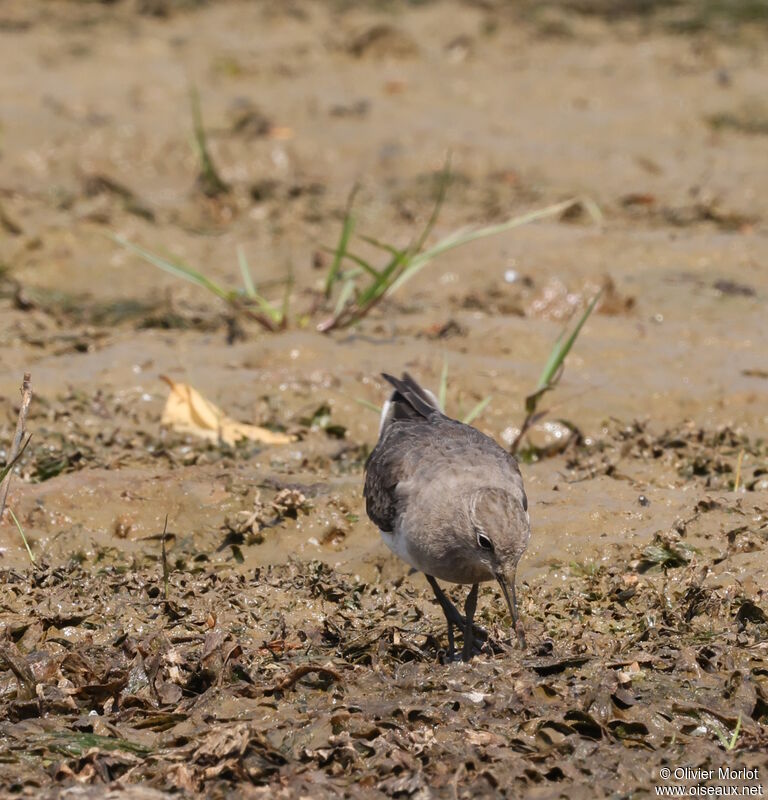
[379,371,442,431]
[364,372,527,534]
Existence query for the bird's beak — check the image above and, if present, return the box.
[496,567,526,648]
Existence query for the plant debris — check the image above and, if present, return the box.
[159,376,295,447]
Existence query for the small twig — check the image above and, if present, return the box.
[161,515,169,600]
[258,639,305,656]
[0,373,33,523]
[270,664,341,693]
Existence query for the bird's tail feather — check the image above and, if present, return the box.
[379,372,441,434]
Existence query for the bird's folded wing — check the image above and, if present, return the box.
[364,430,409,533]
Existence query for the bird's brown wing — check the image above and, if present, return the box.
[363,422,418,533]
[365,408,528,532]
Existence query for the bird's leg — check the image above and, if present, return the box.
[425,575,458,659]
[462,583,479,662]
[510,575,526,649]
[445,617,456,662]
[425,575,488,645]
[425,575,462,625]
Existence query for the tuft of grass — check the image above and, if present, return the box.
[509,291,601,455]
[237,246,292,327]
[536,291,601,392]
[116,162,585,338]
[713,713,742,752]
[112,236,289,332]
[318,162,580,332]
[317,163,451,332]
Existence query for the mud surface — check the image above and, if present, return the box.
[1,1,767,796]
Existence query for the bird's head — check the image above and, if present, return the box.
[466,486,530,646]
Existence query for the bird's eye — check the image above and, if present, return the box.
[476,531,494,551]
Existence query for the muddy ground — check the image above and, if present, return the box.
[1,0,767,797]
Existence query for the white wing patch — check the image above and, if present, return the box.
[379,398,393,435]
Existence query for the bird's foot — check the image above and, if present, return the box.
[440,644,485,664]
[443,606,488,643]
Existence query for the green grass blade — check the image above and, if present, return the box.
[462,395,492,425]
[728,714,742,750]
[252,293,283,324]
[237,245,257,298]
[317,257,365,282]
[361,156,450,306]
[356,249,409,306]
[335,250,382,280]
[387,198,577,296]
[325,186,359,298]
[438,359,448,412]
[333,277,357,318]
[190,86,228,197]
[713,713,742,751]
[8,507,35,566]
[537,290,601,390]
[358,235,404,258]
[237,274,285,324]
[113,236,232,301]
[353,397,382,414]
[426,198,578,260]
[411,157,451,255]
[323,160,450,327]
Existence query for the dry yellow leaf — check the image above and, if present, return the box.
[159,375,295,446]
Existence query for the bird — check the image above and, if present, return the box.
[363,372,530,661]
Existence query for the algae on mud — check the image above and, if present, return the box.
[1,0,767,796]
[0,522,766,794]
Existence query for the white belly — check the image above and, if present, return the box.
[380,528,428,574]
[379,528,492,584]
